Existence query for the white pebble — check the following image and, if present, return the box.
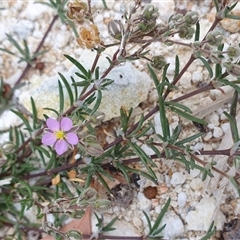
[179,71,192,89]
[178,192,187,208]
[94,14,104,23]
[190,178,203,190]
[141,144,155,155]
[192,71,203,84]
[221,122,230,134]
[187,169,201,179]
[216,107,223,115]
[213,127,223,138]
[193,142,204,151]
[137,192,152,212]
[210,113,219,126]
[170,172,187,186]
[13,20,34,39]
[21,2,53,21]
[161,211,184,239]
[157,0,175,23]
[55,32,71,49]
[203,132,212,141]
[207,123,214,130]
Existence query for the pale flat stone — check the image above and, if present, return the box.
[55,32,71,49]
[156,0,175,23]
[18,47,152,121]
[161,211,184,239]
[185,197,225,231]
[213,126,223,138]
[137,192,152,212]
[190,178,203,190]
[178,192,187,208]
[170,172,187,186]
[21,2,54,21]
[179,71,192,89]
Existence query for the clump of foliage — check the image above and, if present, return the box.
[0,0,240,239]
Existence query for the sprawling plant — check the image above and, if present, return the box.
[0,0,240,239]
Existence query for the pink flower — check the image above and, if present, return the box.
[42,117,78,155]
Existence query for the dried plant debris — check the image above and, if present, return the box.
[223,218,240,240]
[107,184,134,208]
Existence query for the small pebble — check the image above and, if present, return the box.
[207,123,214,130]
[210,113,219,126]
[203,131,212,141]
[94,13,104,23]
[170,172,187,186]
[192,71,203,84]
[190,178,203,190]
[213,126,223,138]
[178,192,187,208]
[179,71,192,89]
[55,32,71,49]
[143,186,157,199]
[221,122,230,134]
[193,142,204,151]
[137,192,152,211]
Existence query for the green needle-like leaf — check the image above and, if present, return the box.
[58,72,74,106]
[58,80,64,113]
[11,109,32,133]
[64,54,88,77]
[91,90,102,115]
[223,111,239,142]
[173,55,180,80]
[150,198,171,236]
[197,57,213,78]
[170,106,207,125]
[30,97,38,130]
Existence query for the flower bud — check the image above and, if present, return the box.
[179,26,195,39]
[168,13,184,28]
[184,11,198,26]
[93,199,112,212]
[1,141,15,154]
[227,46,240,59]
[108,20,123,40]
[81,135,104,156]
[138,20,156,33]
[150,55,167,70]
[0,158,7,167]
[206,31,223,46]
[80,188,97,202]
[142,5,159,20]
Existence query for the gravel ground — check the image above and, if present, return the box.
[1,0,240,239]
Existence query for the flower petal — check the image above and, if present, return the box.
[42,133,56,146]
[60,117,73,131]
[55,140,68,155]
[66,132,78,145]
[46,118,60,131]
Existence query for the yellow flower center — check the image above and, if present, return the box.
[55,131,65,140]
